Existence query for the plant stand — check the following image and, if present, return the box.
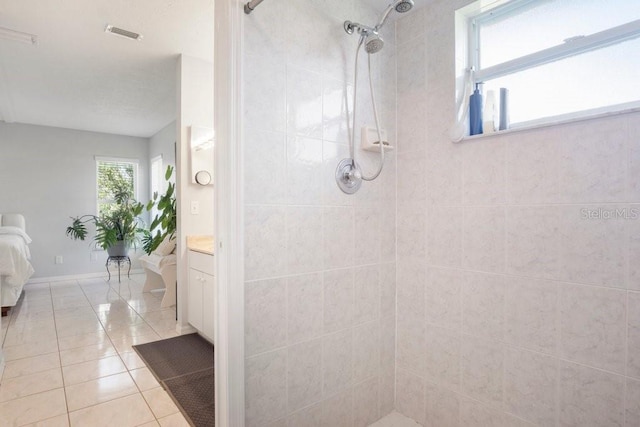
[106,255,131,283]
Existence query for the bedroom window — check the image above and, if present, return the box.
[457,0,640,127]
[96,157,139,216]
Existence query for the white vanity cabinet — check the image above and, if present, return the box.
[188,249,215,342]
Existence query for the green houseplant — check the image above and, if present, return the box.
[66,182,145,256]
[142,165,176,255]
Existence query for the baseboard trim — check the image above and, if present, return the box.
[28,269,145,284]
[176,322,197,335]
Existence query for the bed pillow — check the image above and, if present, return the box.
[153,234,176,256]
[0,226,32,244]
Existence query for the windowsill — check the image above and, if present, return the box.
[457,104,640,143]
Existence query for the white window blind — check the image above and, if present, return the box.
[96,157,139,216]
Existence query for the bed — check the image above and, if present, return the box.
[0,214,34,316]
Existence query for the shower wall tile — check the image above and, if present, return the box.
[245,278,287,357]
[286,136,323,205]
[244,128,286,205]
[353,377,380,427]
[287,273,323,345]
[462,138,506,206]
[627,378,640,427]
[397,211,426,262]
[506,205,560,279]
[504,348,558,426]
[287,339,323,412]
[322,329,353,397]
[559,361,625,427]
[424,383,460,427]
[460,336,503,406]
[396,369,426,426]
[504,277,558,355]
[245,206,287,281]
[629,208,640,291]
[462,272,505,340]
[559,283,626,374]
[397,151,427,213]
[245,350,288,427]
[286,66,323,139]
[286,207,323,275]
[426,143,464,206]
[426,206,463,268]
[462,206,506,274]
[395,6,426,46]
[459,398,504,427]
[425,267,462,331]
[424,327,461,391]
[243,0,396,425]
[628,291,640,379]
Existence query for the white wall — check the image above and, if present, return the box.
[394,2,640,426]
[0,122,149,278]
[241,1,398,425]
[176,55,214,330]
[149,120,177,171]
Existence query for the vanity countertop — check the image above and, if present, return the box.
[187,235,214,255]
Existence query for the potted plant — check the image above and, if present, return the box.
[66,183,145,256]
[142,165,176,255]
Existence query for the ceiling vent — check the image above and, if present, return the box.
[105,25,143,41]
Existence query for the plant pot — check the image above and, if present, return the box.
[107,241,129,257]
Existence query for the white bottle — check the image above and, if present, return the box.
[483,90,497,134]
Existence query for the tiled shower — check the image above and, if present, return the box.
[242,0,640,426]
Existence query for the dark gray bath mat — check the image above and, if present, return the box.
[133,333,214,427]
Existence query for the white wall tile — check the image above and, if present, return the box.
[353,265,380,325]
[286,207,323,275]
[628,207,640,291]
[353,377,380,427]
[354,206,381,266]
[244,129,286,205]
[462,139,506,206]
[558,205,627,288]
[504,348,558,426]
[504,277,558,355]
[397,151,427,212]
[397,211,426,262]
[396,368,426,426]
[353,321,379,383]
[321,389,353,427]
[245,350,287,427]
[424,383,460,427]
[324,207,355,269]
[559,283,626,374]
[463,206,506,274]
[322,78,352,145]
[461,336,503,406]
[286,136,323,205]
[626,377,640,427]
[286,403,322,427]
[244,52,286,134]
[559,361,625,427]
[426,143,464,206]
[323,329,354,397]
[245,206,287,281]
[287,273,323,345]
[286,66,323,139]
[558,117,628,204]
[426,267,463,331]
[427,206,463,268]
[459,398,504,427]
[245,278,287,357]
[462,272,505,340]
[506,206,561,279]
[322,141,354,206]
[425,326,461,391]
[323,268,354,334]
[380,263,397,318]
[288,339,323,412]
[628,291,640,379]
[396,7,426,46]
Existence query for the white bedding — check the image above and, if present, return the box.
[0,226,34,306]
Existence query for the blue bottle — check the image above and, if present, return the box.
[469,83,483,135]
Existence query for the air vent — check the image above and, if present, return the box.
[105,25,143,41]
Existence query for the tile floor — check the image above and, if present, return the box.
[0,274,191,427]
[369,412,421,427]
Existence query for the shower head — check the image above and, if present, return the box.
[364,32,384,54]
[375,0,415,30]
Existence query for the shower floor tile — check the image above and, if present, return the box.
[369,411,421,427]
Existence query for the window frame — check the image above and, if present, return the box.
[95,156,139,216]
[457,0,640,130]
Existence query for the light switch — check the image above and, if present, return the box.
[191,201,200,215]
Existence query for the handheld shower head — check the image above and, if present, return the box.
[364,33,384,54]
[375,0,415,30]
[394,0,414,13]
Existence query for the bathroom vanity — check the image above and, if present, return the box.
[186,235,215,343]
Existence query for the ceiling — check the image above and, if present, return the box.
[0,0,214,138]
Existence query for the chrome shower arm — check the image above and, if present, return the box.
[244,0,266,14]
[374,5,396,30]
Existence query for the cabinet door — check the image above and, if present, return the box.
[202,272,216,342]
[188,269,204,331]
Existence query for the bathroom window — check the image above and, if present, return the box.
[459,0,640,126]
